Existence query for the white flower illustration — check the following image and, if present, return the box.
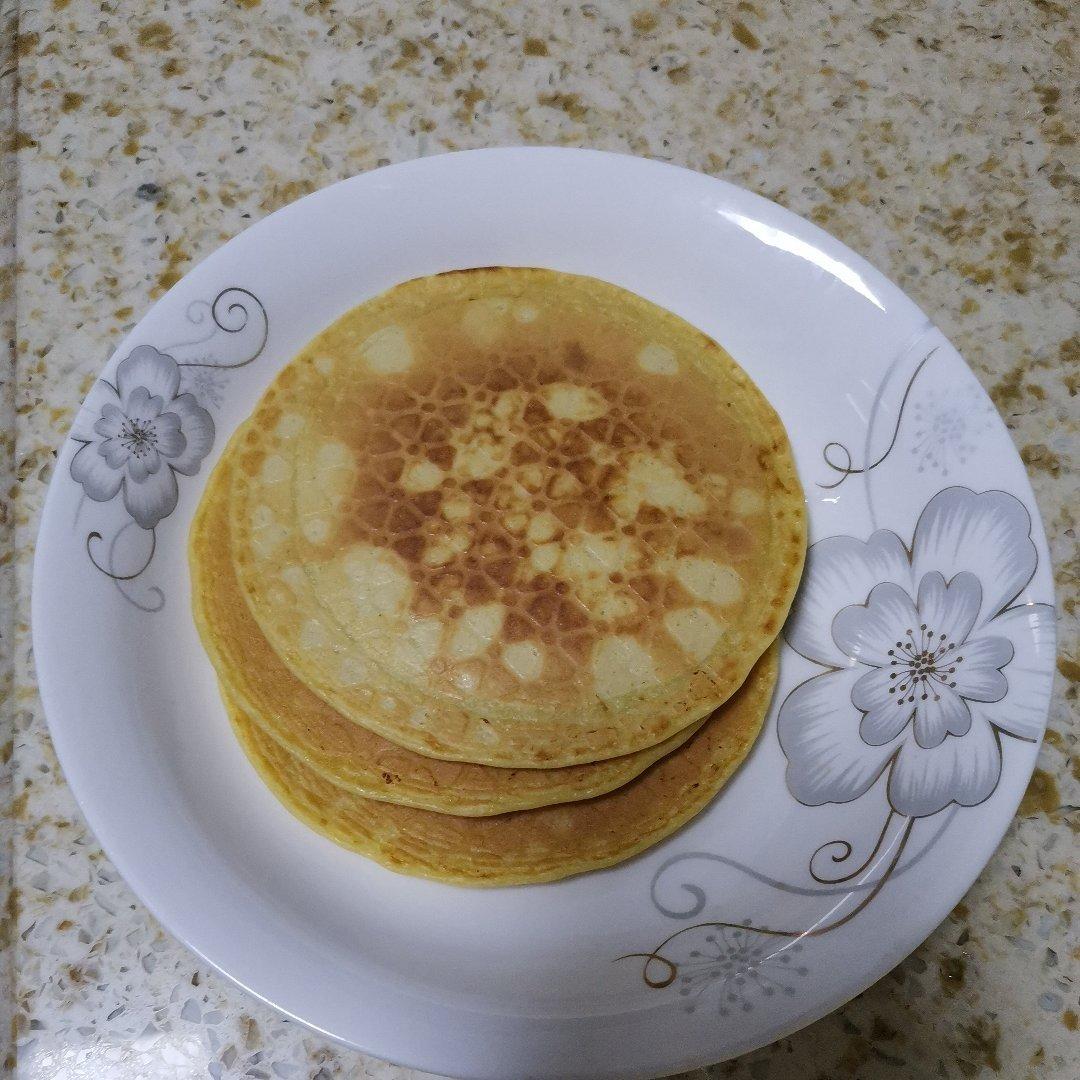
[779,488,1055,818]
[909,391,993,477]
[672,925,807,1016]
[71,346,214,529]
[180,364,228,409]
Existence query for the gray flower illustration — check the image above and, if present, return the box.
[669,924,807,1015]
[839,571,1012,752]
[71,346,214,529]
[779,487,1055,818]
[909,392,993,477]
[180,364,228,409]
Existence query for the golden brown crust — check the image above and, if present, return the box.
[190,454,704,815]
[226,268,805,766]
[225,646,778,886]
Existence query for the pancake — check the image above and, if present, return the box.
[225,646,778,886]
[191,454,705,816]
[230,268,805,767]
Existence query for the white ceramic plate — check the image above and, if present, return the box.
[32,149,1056,1079]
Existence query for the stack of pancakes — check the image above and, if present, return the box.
[190,269,805,886]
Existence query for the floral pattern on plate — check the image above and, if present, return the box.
[780,485,1054,819]
[623,345,1055,1017]
[72,346,215,530]
[69,287,267,608]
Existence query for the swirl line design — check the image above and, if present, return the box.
[817,348,936,489]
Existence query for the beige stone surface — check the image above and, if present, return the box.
[2,1,1075,1077]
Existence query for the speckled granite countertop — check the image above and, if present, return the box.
[2,1,1076,1077]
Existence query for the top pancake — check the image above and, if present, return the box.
[230,268,805,767]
